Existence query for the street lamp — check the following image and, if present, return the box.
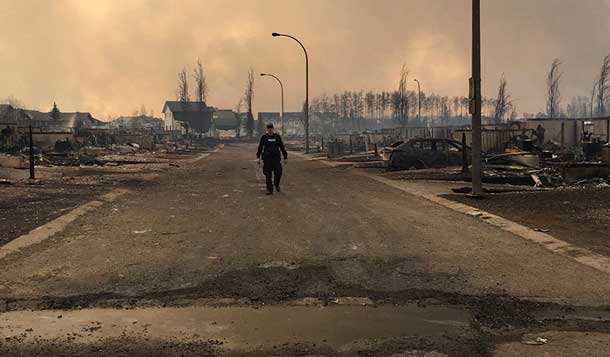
[471,0,483,196]
[413,79,422,124]
[272,32,309,153]
[260,73,285,135]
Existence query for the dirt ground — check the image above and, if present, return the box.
[0,175,159,246]
[1,144,610,356]
[445,187,610,257]
[0,150,207,245]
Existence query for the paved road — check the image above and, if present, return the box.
[1,143,609,356]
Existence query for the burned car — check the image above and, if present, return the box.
[382,138,470,170]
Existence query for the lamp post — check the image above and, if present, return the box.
[272,32,309,153]
[260,73,285,135]
[413,79,422,123]
[471,0,483,196]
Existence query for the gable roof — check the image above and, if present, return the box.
[0,105,30,125]
[162,101,208,113]
[22,110,105,129]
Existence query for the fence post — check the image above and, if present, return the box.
[462,132,468,174]
[560,122,565,157]
[29,125,35,180]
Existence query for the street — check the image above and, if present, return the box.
[1,143,610,356]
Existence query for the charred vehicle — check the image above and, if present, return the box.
[382,138,470,170]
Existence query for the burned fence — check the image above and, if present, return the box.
[326,125,529,158]
[453,128,528,154]
[327,126,459,158]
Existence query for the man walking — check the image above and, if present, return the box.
[257,123,288,195]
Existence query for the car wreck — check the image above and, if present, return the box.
[382,138,470,170]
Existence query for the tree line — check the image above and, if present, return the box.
[307,65,520,130]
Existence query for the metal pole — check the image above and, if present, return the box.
[471,0,483,196]
[462,132,468,174]
[305,49,309,154]
[281,82,285,136]
[272,33,309,153]
[261,73,285,135]
[560,121,565,156]
[414,79,422,123]
[28,125,35,180]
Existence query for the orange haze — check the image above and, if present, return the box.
[1,0,609,119]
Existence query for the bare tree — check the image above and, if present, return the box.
[193,59,208,109]
[453,97,460,119]
[365,91,375,119]
[589,77,598,118]
[244,68,255,138]
[177,67,190,106]
[235,98,243,137]
[546,59,562,118]
[391,91,401,120]
[596,53,610,116]
[494,73,512,122]
[1,95,24,109]
[398,64,409,125]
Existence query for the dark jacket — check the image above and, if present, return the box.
[257,133,288,161]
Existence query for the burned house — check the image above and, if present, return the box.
[162,101,213,135]
[526,117,610,148]
[1,103,109,151]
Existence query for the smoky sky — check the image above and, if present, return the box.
[1,0,609,119]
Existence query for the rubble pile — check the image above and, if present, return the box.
[373,138,610,189]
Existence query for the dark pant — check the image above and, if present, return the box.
[263,159,282,192]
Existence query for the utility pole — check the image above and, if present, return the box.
[470,0,483,196]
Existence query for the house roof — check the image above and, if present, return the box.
[1,104,106,129]
[23,110,105,129]
[162,101,208,113]
[0,105,36,126]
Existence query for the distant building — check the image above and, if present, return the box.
[212,110,240,131]
[257,112,280,125]
[208,109,239,138]
[0,104,32,126]
[110,115,164,133]
[162,101,213,134]
[0,103,105,130]
[257,112,303,135]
